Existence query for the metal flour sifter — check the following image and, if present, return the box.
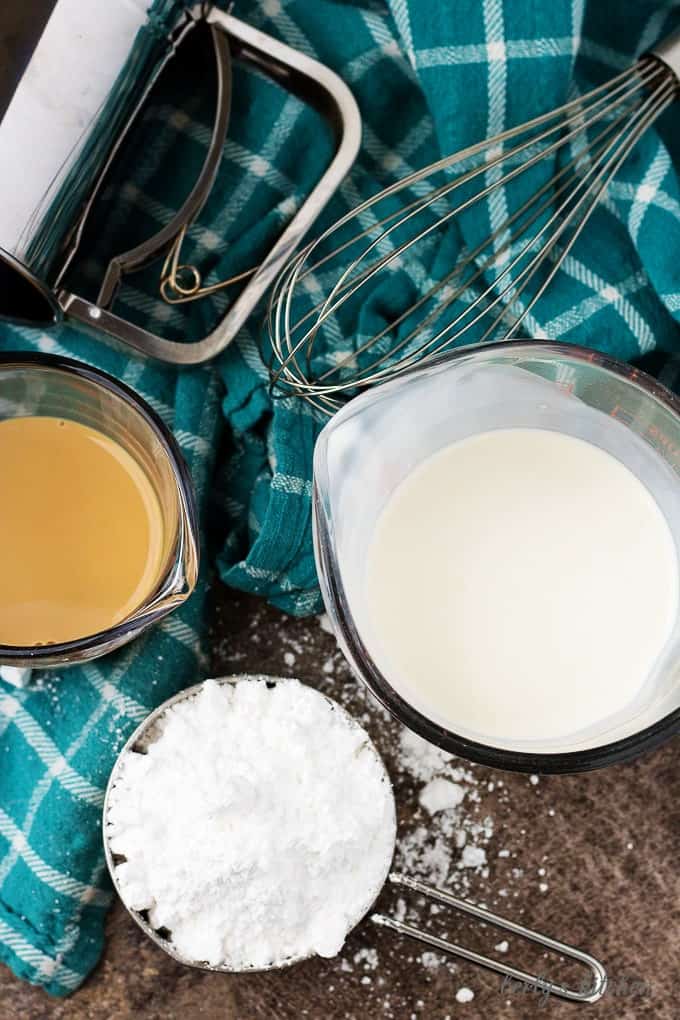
[0,0,360,363]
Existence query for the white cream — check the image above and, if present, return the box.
[364,428,679,745]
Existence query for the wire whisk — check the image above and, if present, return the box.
[267,33,680,415]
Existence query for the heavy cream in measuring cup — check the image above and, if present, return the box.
[364,428,679,745]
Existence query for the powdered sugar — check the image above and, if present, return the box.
[398,727,453,782]
[106,678,396,969]
[419,777,465,815]
[456,987,475,1003]
[393,729,494,896]
[461,845,487,869]
[354,947,379,970]
[200,603,555,1012]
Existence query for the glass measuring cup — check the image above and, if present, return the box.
[103,675,606,1003]
[0,352,198,668]
[313,340,680,773]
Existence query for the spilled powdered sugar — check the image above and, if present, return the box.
[207,602,556,1015]
[310,615,551,1010]
[394,728,493,894]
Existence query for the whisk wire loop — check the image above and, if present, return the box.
[266,48,678,414]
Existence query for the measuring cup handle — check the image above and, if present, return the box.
[370,873,607,1005]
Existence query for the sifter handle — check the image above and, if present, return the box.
[59,7,361,365]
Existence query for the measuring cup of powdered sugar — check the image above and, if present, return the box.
[103,676,606,1003]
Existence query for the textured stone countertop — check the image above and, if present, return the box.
[1,587,679,1020]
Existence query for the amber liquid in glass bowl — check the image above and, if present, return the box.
[0,416,166,645]
[0,353,198,668]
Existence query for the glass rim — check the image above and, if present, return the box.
[313,339,680,774]
[0,350,199,663]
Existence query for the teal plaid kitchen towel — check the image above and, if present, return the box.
[0,1,224,996]
[3,0,680,999]
[218,0,680,614]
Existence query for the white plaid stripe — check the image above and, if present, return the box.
[159,616,203,657]
[557,254,655,351]
[115,283,187,333]
[271,472,313,497]
[0,700,115,890]
[571,0,585,59]
[344,43,398,85]
[609,179,680,221]
[174,429,212,455]
[25,330,85,360]
[0,583,208,978]
[32,858,109,985]
[628,143,671,245]
[541,269,649,338]
[415,36,575,69]
[362,117,435,177]
[0,918,83,990]
[183,368,220,502]
[1,6,222,994]
[0,810,108,906]
[235,327,270,381]
[385,0,416,70]
[482,0,510,277]
[361,6,401,53]
[221,136,298,197]
[0,696,104,807]
[243,563,279,582]
[83,667,149,724]
[251,0,316,56]
[661,292,680,311]
[356,8,420,113]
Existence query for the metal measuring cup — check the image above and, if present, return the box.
[103,675,607,1004]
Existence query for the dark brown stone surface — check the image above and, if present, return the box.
[1,587,679,1020]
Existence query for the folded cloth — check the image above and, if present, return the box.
[0,342,220,995]
[218,0,680,613]
[3,0,680,998]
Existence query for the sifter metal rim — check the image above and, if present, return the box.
[102,673,397,973]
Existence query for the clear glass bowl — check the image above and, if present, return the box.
[313,341,680,773]
[0,352,199,667]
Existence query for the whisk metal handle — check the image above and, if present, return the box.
[371,873,607,1004]
[649,29,680,83]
